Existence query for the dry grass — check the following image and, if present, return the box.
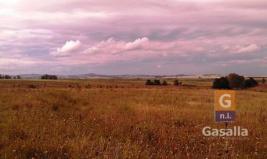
[0,79,266,158]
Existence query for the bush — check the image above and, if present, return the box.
[262,78,266,84]
[5,75,11,79]
[212,77,229,89]
[212,73,258,89]
[0,74,12,79]
[41,74,58,80]
[227,73,245,89]
[162,80,168,86]
[174,80,181,86]
[15,75,21,79]
[145,79,162,86]
[153,79,161,85]
[243,77,258,88]
[145,79,153,85]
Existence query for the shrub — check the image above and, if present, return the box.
[153,79,161,85]
[41,74,58,80]
[227,73,245,89]
[145,79,153,85]
[5,75,12,79]
[162,80,168,86]
[262,78,266,84]
[212,73,258,89]
[13,75,21,79]
[243,77,258,88]
[174,80,180,86]
[0,74,12,79]
[145,79,162,86]
[212,77,229,89]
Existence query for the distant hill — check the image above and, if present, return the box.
[16,73,223,79]
[18,74,42,79]
[8,73,267,80]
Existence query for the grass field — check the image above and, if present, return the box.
[0,79,266,158]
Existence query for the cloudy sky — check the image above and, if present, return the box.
[0,0,267,75]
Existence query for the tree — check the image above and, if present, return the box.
[153,79,161,85]
[262,78,266,84]
[145,79,162,85]
[212,73,258,89]
[227,73,245,89]
[4,75,11,79]
[145,79,153,85]
[162,80,168,86]
[41,74,58,80]
[174,79,180,86]
[243,77,258,88]
[13,75,21,79]
[212,77,230,89]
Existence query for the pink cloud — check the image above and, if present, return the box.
[84,37,149,54]
[53,37,212,66]
[51,40,82,56]
[222,43,261,54]
[1,0,267,75]
[218,57,267,67]
[237,44,260,53]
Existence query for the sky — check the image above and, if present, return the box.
[0,0,267,75]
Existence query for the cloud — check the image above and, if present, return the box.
[51,40,82,56]
[48,37,265,68]
[1,0,267,75]
[56,37,213,66]
[84,37,149,54]
[222,43,262,54]
[237,44,261,53]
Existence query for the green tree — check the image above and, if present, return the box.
[243,77,258,88]
[212,77,229,89]
[227,73,245,89]
[145,79,153,85]
[41,74,58,80]
[154,79,161,85]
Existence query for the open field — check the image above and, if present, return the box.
[0,79,266,158]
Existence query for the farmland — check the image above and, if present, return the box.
[0,79,266,158]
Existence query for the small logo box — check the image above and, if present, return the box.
[214,90,236,122]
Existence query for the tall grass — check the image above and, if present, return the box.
[0,80,266,158]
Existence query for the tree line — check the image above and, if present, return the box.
[0,74,58,80]
[146,79,182,86]
[0,75,21,79]
[212,73,265,89]
[145,73,265,90]
[41,74,58,80]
